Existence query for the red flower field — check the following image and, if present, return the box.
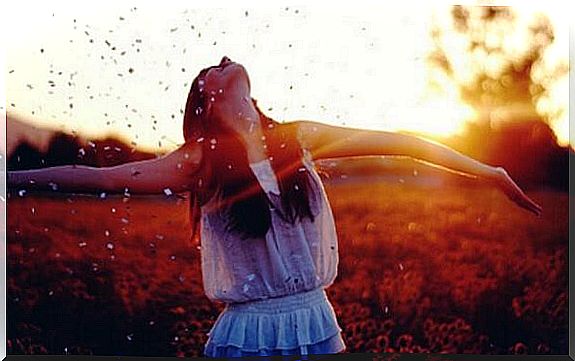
[6,177,568,356]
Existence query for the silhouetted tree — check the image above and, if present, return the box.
[428,6,565,121]
[7,142,45,170]
[427,6,569,190]
[44,133,84,167]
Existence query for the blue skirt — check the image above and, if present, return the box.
[204,287,346,357]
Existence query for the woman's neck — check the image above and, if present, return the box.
[211,94,269,164]
[239,106,268,163]
[244,127,268,164]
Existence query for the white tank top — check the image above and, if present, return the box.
[199,148,339,303]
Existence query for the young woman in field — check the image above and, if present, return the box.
[8,56,542,357]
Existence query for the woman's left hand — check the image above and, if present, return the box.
[492,167,542,217]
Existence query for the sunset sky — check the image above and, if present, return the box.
[2,2,570,155]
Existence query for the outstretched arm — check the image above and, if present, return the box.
[7,142,202,195]
[297,120,498,177]
[296,120,542,216]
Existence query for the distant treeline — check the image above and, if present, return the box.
[7,120,570,191]
[7,132,157,170]
[443,119,570,191]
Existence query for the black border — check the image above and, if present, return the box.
[3,353,575,360]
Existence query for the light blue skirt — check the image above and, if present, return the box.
[204,287,346,357]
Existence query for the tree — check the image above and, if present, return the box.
[426,5,569,189]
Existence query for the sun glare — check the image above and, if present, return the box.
[4,3,570,153]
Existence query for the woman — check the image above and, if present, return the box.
[8,56,542,357]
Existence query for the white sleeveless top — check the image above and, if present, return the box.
[199,148,339,303]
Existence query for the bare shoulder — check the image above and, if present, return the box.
[287,120,335,152]
[291,119,327,134]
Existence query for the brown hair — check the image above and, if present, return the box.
[183,66,316,241]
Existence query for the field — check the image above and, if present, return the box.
[6,177,569,357]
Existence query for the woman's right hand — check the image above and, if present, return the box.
[493,167,542,217]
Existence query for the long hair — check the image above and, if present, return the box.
[183,66,316,241]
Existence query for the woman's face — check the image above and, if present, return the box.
[202,56,251,97]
